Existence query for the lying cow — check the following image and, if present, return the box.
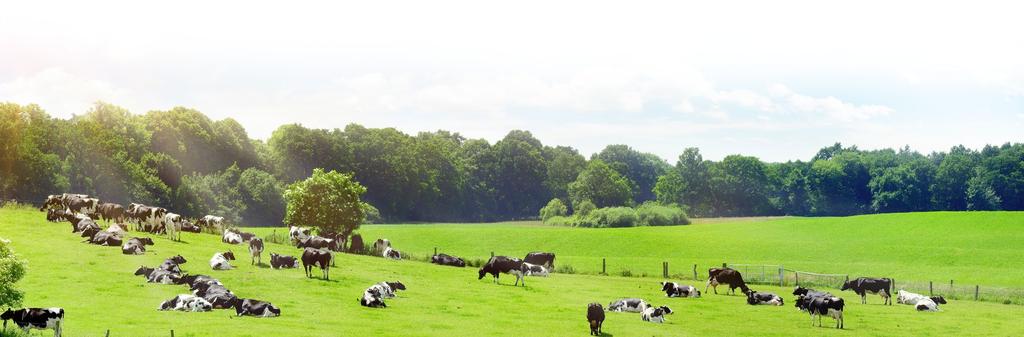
[369,281,406,298]
[249,237,264,265]
[230,298,280,317]
[159,294,213,312]
[301,248,332,280]
[607,298,649,313]
[745,290,784,306]
[134,266,182,284]
[222,229,243,244]
[705,267,750,295]
[179,220,201,233]
[431,253,466,267]
[1,307,64,337]
[372,238,391,256]
[478,256,526,286]
[641,305,673,323]
[841,277,892,305]
[360,287,387,308]
[383,246,401,260]
[210,251,236,270]
[122,237,154,255]
[270,253,299,269]
[661,282,701,298]
[85,230,122,246]
[196,284,238,309]
[523,262,548,276]
[159,255,188,274]
[524,251,555,269]
[181,274,221,288]
[586,303,604,336]
[897,290,947,312]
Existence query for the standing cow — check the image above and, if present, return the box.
[841,277,892,305]
[705,267,750,295]
[1,307,64,337]
[250,237,264,265]
[478,256,527,286]
[586,303,605,336]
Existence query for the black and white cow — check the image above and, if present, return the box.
[522,262,549,276]
[1,307,63,337]
[288,225,312,244]
[181,274,221,289]
[40,195,64,211]
[222,229,243,244]
[121,237,154,255]
[96,202,125,224]
[85,230,122,246]
[745,290,784,306]
[705,267,750,295]
[159,294,213,312]
[296,236,337,251]
[372,238,391,256]
[196,215,225,231]
[196,284,238,309]
[478,256,526,286]
[134,266,182,284]
[524,251,555,269]
[46,209,73,222]
[806,296,845,329]
[269,253,299,269]
[159,255,188,274]
[586,303,605,336]
[360,287,387,308]
[897,290,947,312]
[607,298,649,313]
[793,286,833,299]
[301,248,332,280]
[368,281,406,298]
[66,196,99,215]
[841,277,892,305]
[104,223,127,236]
[641,305,673,323]
[383,246,402,260]
[230,298,280,317]
[430,253,466,267]
[661,282,701,298]
[210,251,236,270]
[249,237,264,265]
[163,212,183,241]
[179,220,201,233]
[133,205,168,233]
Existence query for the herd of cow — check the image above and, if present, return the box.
[1,192,953,336]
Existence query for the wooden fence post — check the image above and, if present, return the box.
[490,251,494,258]
[722,262,727,268]
[434,247,437,256]
[778,265,784,287]
[795,272,799,286]
[693,264,698,281]
[950,280,954,294]
[602,258,606,275]
[171,330,175,337]
[106,330,110,337]
[929,281,933,296]
[975,285,979,301]
[662,262,669,278]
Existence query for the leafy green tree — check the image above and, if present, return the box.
[568,160,632,208]
[655,148,713,216]
[966,167,1002,210]
[869,158,935,213]
[238,168,286,225]
[976,144,1024,210]
[284,168,367,237]
[930,145,977,210]
[708,155,775,216]
[539,198,569,221]
[0,238,27,308]
[543,146,586,202]
[593,145,669,204]
[491,130,550,218]
[574,199,597,217]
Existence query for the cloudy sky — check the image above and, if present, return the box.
[2,1,1022,162]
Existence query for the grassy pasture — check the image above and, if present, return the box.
[1,207,1023,336]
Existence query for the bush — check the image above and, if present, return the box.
[539,198,568,221]
[636,203,690,226]
[574,199,597,217]
[589,207,639,227]
[362,203,382,224]
[543,215,572,226]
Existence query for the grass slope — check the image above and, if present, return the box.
[1,207,1022,337]
[356,212,1024,287]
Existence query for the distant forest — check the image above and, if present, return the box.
[2,102,1022,225]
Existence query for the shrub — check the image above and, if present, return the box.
[543,215,572,226]
[636,202,690,226]
[362,203,382,224]
[574,199,597,217]
[539,198,568,221]
[589,207,638,228]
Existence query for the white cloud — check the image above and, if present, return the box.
[0,68,134,116]
[769,84,893,122]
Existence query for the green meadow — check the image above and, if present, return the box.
[2,207,1023,336]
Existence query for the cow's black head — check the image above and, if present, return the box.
[169,255,187,264]
[660,306,673,315]
[840,281,853,291]
[139,237,154,245]
[930,296,947,304]
[478,268,487,280]
[793,286,807,296]
[1,308,13,321]
[388,281,406,291]
[661,282,674,292]
[223,251,235,260]
[135,266,152,276]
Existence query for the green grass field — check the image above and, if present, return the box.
[2,207,1023,336]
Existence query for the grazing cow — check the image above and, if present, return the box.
[135,266,183,284]
[641,305,673,323]
[159,255,188,274]
[230,298,280,317]
[478,256,527,286]
[607,298,649,313]
[159,294,213,312]
[288,225,312,244]
[431,253,466,267]
[210,251,236,270]
[841,277,893,305]
[522,262,549,276]
[121,237,154,255]
[369,281,406,298]
[705,267,750,295]
[40,195,63,211]
[360,287,387,308]
[297,236,337,251]
[383,246,402,260]
[372,238,392,255]
[85,230,122,246]
[96,202,125,223]
[269,253,299,269]
[745,290,784,306]
[222,230,243,244]
[197,215,225,230]
[348,234,365,254]
[524,251,556,269]
[163,213,183,241]
[301,248,332,280]
[806,296,845,329]
[197,284,238,309]
[249,237,264,265]
[896,290,947,312]
[586,303,604,336]
[1,307,63,337]
[661,282,701,298]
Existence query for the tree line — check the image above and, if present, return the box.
[1,102,1022,225]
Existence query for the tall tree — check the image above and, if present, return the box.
[491,130,550,218]
[284,168,367,238]
[930,145,977,210]
[708,155,775,216]
[593,145,668,204]
[567,159,632,208]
